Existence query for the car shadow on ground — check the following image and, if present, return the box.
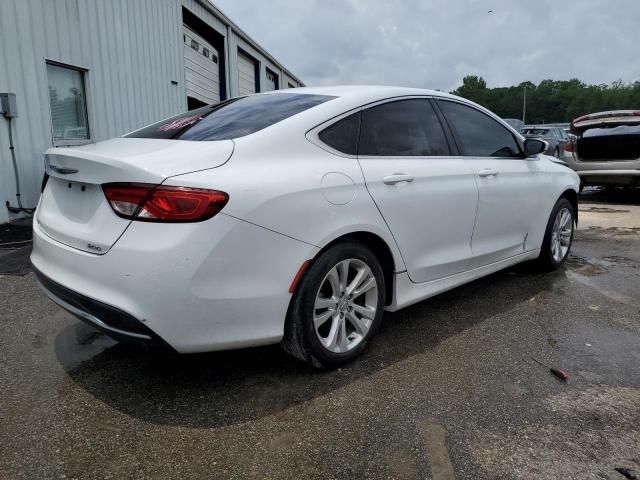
[55,262,565,429]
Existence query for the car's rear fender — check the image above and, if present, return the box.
[165,133,407,275]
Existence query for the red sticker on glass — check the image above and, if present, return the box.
[158,115,203,132]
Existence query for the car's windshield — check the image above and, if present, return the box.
[125,93,335,141]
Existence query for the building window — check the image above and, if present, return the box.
[202,47,209,58]
[191,39,199,51]
[46,62,89,143]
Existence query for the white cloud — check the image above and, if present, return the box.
[214,0,640,90]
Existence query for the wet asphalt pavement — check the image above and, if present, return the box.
[1,189,639,479]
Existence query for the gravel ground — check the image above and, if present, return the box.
[1,190,639,479]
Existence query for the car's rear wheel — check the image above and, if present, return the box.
[281,242,385,368]
[536,197,575,270]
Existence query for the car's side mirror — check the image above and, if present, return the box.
[523,138,547,157]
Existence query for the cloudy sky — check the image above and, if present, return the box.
[214,0,640,91]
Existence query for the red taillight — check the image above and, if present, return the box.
[102,183,228,222]
[564,142,573,153]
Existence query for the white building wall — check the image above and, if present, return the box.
[0,0,303,225]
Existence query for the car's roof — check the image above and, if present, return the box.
[266,85,461,104]
[247,85,522,140]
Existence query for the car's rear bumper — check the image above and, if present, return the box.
[34,267,173,349]
[578,169,640,176]
[31,213,319,353]
[577,169,640,186]
[560,154,640,185]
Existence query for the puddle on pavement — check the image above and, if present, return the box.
[600,255,640,269]
[602,255,630,263]
[579,206,630,213]
[579,226,640,241]
[55,323,117,370]
[565,255,608,276]
[606,226,640,235]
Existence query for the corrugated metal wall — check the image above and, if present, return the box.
[0,0,303,224]
[0,0,184,224]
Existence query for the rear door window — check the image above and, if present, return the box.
[126,93,335,141]
[439,100,521,157]
[358,99,450,156]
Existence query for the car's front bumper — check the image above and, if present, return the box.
[31,213,319,353]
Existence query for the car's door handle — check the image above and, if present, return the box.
[478,168,499,177]
[383,173,414,185]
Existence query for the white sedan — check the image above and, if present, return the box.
[32,86,579,368]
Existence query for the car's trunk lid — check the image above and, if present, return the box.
[571,111,640,162]
[37,138,234,254]
[571,110,640,134]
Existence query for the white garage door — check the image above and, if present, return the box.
[183,26,220,105]
[238,50,257,96]
[265,69,278,91]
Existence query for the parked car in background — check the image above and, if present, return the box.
[521,126,571,158]
[31,86,579,368]
[565,110,640,187]
[503,118,524,132]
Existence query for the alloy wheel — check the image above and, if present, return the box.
[313,258,378,353]
[551,207,573,262]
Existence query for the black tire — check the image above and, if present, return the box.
[535,197,575,271]
[281,241,386,369]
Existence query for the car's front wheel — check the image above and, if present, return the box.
[536,197,575,270]
[281,242,385,368]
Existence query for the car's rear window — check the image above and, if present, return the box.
[126,93,335,141]
[522,128,549,135]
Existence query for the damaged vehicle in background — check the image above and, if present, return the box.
[564,110,640,187]
[503,118,524,133]
[521,126,571,159]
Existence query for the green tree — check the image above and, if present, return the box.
[451,76,488,105]
[450,77,640,124]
